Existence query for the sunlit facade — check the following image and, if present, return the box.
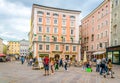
[29,4,81,61]
[7,41,20,55]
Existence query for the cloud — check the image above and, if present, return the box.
[0,0,31,41]
[0,0,104,41]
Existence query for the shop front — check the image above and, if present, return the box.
[106,45,120,65]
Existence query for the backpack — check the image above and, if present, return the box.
[44,58,49,65]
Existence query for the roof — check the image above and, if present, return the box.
[33,4,81,13]
[81,0,108,21]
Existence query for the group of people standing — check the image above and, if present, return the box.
[43,56,69,76]
[96,57,114,78]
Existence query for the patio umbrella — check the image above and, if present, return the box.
[83,51,87,62]
[0,54,6,57]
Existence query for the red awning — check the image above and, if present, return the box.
[0,54,6,57]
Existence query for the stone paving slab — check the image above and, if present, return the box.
[0,61,120,83]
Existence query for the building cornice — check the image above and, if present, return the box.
[33,4,81,14]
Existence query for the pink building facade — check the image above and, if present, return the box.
[81,0,110,59]
[29,4,81,61]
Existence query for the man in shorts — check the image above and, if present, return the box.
[43,56,49,76]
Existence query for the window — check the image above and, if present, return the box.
[91,45,93,50]
[66,46,69,51]
[46,36,50,42]
[70,29,74,35]
[98,25,100,30]
[73,46,76,51]
[55,45,59,50]
[101,33,103,38]
[63,14,66,17]
[39,45,42,50]
[101,23,104,27]
[39,17,42,22]
[37,11,44,15]
[92,27,94,32]
[54,19,58,24]
[91,34,94,41]
[106,7,108,15]
[97,34,99,39]
[70,21,74,26]
[62,28,66,34]
[105,31,107,37]
[70,16,75,19]
[38,36,42,41]
[114,13,117,20]
[47,12,50,15]
[46,45,49,51]
[62,20,66,25]
[46,18,50,24]
[97,44,99,50]
[46,27,50,33]
[114,40,118,45]
[53,13,59,16]
[39,26,42,32]
[54,27,58,33]
[53,37,57,42]
[115,0,119,6]
[105,20,108,26]
[113,25,117,34]
[63,37,66,42]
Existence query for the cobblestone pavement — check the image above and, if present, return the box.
[0,61,120,83]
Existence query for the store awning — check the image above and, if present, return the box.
[93,51,105,55]
[0,54,6,57]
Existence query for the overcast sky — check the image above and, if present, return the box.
[0,0,104,44]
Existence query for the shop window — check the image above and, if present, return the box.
[113,51,119,63]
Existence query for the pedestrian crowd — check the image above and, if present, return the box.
[81,57,114,78]
[43,56,69,76]
[19,55,115,78]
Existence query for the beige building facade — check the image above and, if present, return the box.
[29,4,81,61]
[106,0,120,64]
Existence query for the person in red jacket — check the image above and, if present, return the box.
[43,56,49,76]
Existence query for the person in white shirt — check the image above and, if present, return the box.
[96,58,101,72]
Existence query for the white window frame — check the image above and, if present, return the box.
[72,45,77,52]
[46,36,50,42]
[70,29,74,35]
[55,44,60,51]
[38,35,42,41]
[54,19,58,25]
[65,45,69,51]
[54,27,58,34]
[45,44,50,51]
[70,21,75,27]
[46,26,50,33]
[46,18,50,24]
[39,26,42,32]
[62,28,66,35]
[62,20,66,26]
[39,44,43,51]
[38,17,43,23]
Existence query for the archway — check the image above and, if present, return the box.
[65,55,69,60]
[54,54,60,60]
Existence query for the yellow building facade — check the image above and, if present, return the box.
[7,41,20,55]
